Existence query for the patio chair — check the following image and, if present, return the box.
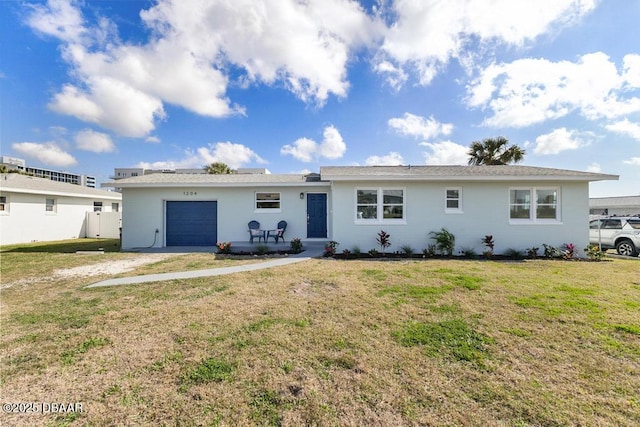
[248,220,265,243]
[268,220,287,243]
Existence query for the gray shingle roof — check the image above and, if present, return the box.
[100,165,618,188]
[1,173,121,199]
[319,165,618,181]
[103,172,328,188]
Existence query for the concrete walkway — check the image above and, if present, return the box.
[86,241,327,288]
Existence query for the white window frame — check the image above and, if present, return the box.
[255,192,281,213]
[94,201,103,212]
[0,195,8,214]
[112,202,119,212]
[355,187,406,224]
[45,198,57,214]
[445,187,463,214]
[509,187,561,224]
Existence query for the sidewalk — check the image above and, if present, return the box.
[86,241,327,288]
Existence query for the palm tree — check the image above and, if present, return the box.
[204,162,233,174]
[467,136,525,165]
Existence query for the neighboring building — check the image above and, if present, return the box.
[105,165,617,254]
[0,173,122,245]
[589,195,640,217]
[109,167,271,192]
[0,156,97,188]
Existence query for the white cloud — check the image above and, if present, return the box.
[623,157,640,166]
[420,141,468,165]
[532,128,591,155]
[197,142,265,170]
[280,138,317,163]
[48,79,166,138]
[586,162,601,173]
[388,113,453,139]
[27,0,379,137]
[374,60,407,90]
[365,152,404,166]
[466,52,640,128]
[74,129,115,152]
[12,142,77,167]
[376,0,596,86]
[606,118,640,141]
[137,142,264,170]
[26,0,86,43]
[145,136,161,144]
[281,125,347,162]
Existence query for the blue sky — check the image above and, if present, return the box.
[1,0,638,197]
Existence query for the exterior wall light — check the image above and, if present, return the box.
[300,192,305,199]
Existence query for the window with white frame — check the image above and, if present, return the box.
[112,202,119,212]
[445,188,462,213]
[356,188,405,222]
[45,198,56,213]
[94,201,103,212]
[255,192,281,210]
[509,188,559,222]
[0,195,7,213]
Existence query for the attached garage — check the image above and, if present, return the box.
[166,201,217,246]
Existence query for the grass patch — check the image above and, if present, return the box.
[0,238,121,253]
[249,389,283,426]
[1,244,639,425]
[394,319,493,366]
[181,357,235,387]
[448,274,484,290]
[61,337,110,365]
[614,324,640,335]
[378,283,452,301]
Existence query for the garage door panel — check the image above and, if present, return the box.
[166,201,217,246]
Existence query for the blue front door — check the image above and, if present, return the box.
[306,193,327,238]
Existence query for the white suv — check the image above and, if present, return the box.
[589,216,640,257]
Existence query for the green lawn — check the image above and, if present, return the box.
[1,242,639,426]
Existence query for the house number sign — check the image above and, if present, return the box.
[183,191,198,196]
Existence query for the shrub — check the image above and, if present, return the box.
[429,228,455,256]
[256,244,269,255]
[290,238,303,254]
[460,247,478,258]
[584,244,605,261]
[351,246,361,256]
[216,241,232,254]
[401,245,415,256]
[526,246,539,258]
[324,241,339,257]
[481,235,495,253]
[503,248,524,260]
[368,248,379,257]
[422,244,437,257]
[542,244,561,259]
[342,248,352,258]
[376,230,391,254]
[561,243,576,260]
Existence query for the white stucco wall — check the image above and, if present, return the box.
[121,185,330,249]
[0,192,121,245]
[329,180,590,255]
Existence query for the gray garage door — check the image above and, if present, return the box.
[166,201,217,246]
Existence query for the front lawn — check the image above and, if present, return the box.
[1,248,639,426]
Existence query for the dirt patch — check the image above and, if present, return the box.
[290,280,339,297]
[54,254,177,277]
[1,254,178,290]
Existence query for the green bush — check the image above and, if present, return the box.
[429,228,455,256]
[290,238,303,254]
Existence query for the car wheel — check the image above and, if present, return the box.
[615,239,639,257]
